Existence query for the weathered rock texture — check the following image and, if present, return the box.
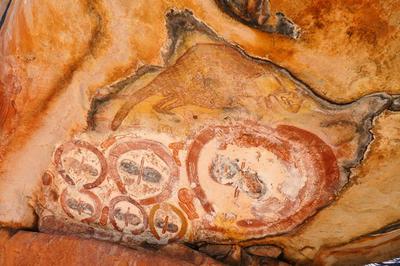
[0,0,399,265]
[314,225,400,266]
[0,229,221,265]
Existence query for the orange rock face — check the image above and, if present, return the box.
[0,229,220,266]
[1,0,400,265]
[314,226,400,266]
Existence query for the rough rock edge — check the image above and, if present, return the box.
[0,228,222,265]
[213,0,301,39]
[0,0,11,30]
[313,221,400,266]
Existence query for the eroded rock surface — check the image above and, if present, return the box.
[314,225,400,266]
[0,1,399,265]
[0,229,220,266]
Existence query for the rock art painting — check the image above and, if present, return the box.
[35,12,393,248]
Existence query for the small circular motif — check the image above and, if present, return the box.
[149,203,188,243]
[109,195,148,235]
[54,140,107,189]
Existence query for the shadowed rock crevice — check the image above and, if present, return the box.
[0,0,12,30]
[214,0,300,39]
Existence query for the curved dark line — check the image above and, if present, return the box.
[214,0,299,39]
[367,220,400,237]
[86,65,162,130]
[389,95,400,111]
[214,0,274,33]
[0,0,12,30]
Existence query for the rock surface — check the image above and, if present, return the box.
[0,0,399,265]
[35,37,390,244]
[0,229,220,265]
[314,225,400,266]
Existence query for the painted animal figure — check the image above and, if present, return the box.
[111,43,273,130]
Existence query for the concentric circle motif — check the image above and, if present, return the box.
[109,195,148,235]
[60,188,102,224]
[54,140,107,189]
[107,139,179,205]
[149,203,188,243]
[186,122,340,236]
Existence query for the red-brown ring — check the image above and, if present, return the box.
[235,124,339,234]
[60,188,102,224]
[107,139,179,205]
[149,203,188,242]
[53,140,107,189]
[186,123,340,236]
[108,195,148,235]
[186,125,289,214]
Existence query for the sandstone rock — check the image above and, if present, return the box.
[0,1,399,265]
[0,229,220,265]
[314,225,400,266]
[241,251,290,266]
[245,245,282,258]
[198,244,233,260]
[1,0,399,230]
